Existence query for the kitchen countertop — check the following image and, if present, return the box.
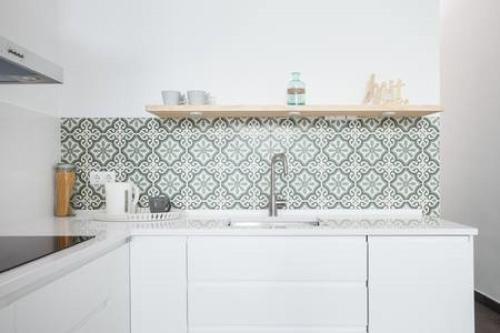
[125,209,478,236]
[0,209,477,307]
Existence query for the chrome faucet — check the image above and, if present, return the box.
[269,153,288,217]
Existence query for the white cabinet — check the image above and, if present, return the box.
[14,244,130,333]
[130,236,187,333]
[0,244,130,333]
[0,305,15,333]
[188,236,367,332]
[129,234,474,333]
[74,244,131,333]
[130,236,367,333]
[368,236,474,333]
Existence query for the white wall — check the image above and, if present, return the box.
[441,0,500,302]
[0,0,61,223]
[58,0,439,117]
[0,102,60,223]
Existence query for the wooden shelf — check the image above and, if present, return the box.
[146,104,442,118]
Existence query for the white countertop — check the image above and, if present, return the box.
[0,209,477,307]
[124,209,478,236]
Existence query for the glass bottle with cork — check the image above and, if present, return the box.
[287,72,306,106]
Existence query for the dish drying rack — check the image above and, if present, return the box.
[94,208,185,222]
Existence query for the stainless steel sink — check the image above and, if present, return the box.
[228,217,320,228]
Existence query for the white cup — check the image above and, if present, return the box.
[187,90,210,105]
[105,182,139,216]
[162,90,185,105]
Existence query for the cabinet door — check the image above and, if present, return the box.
[15,244,130,333]
[131,236,187,333]
[368,236,474,333]
[75,244,130,333]
[0,304,15,333]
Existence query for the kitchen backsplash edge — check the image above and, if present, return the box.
[60,116,440,216]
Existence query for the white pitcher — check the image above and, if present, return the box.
[105,182,139,216]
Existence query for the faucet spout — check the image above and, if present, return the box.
[269,153,288,217]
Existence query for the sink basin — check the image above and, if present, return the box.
[228,217,320,228]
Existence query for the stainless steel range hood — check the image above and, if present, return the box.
[0,35,63,84]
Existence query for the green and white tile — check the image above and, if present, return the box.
[61,115,440,215]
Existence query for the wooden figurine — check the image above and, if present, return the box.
[363,74,409,105]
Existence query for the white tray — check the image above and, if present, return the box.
[93,209,185,222]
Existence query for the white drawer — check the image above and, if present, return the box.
[190,328,366,333]
[15,245,128,333]
[369,236,473,284]
[15,267,109,333]
[189,282,367,327]
[188,236,366,281]
[369,284,473,333]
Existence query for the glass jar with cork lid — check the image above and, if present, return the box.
[55,163,76,217]
[287,72,306,106]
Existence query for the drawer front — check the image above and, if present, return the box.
[189,236,366,281]
[370,285,473,333]
[369,236,473,284]
[189,282,367,327]
[15,245,128,333]
[190,328,366,333]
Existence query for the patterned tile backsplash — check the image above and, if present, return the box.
[60,116,440,215]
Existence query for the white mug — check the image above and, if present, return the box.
[187,90,210,105]
[105,182,139,216]
[162,90,185,105]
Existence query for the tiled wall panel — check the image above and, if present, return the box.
[61,116,440,215]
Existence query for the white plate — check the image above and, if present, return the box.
[93,210,185,222]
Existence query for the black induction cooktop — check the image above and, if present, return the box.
[0,236,95,274]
